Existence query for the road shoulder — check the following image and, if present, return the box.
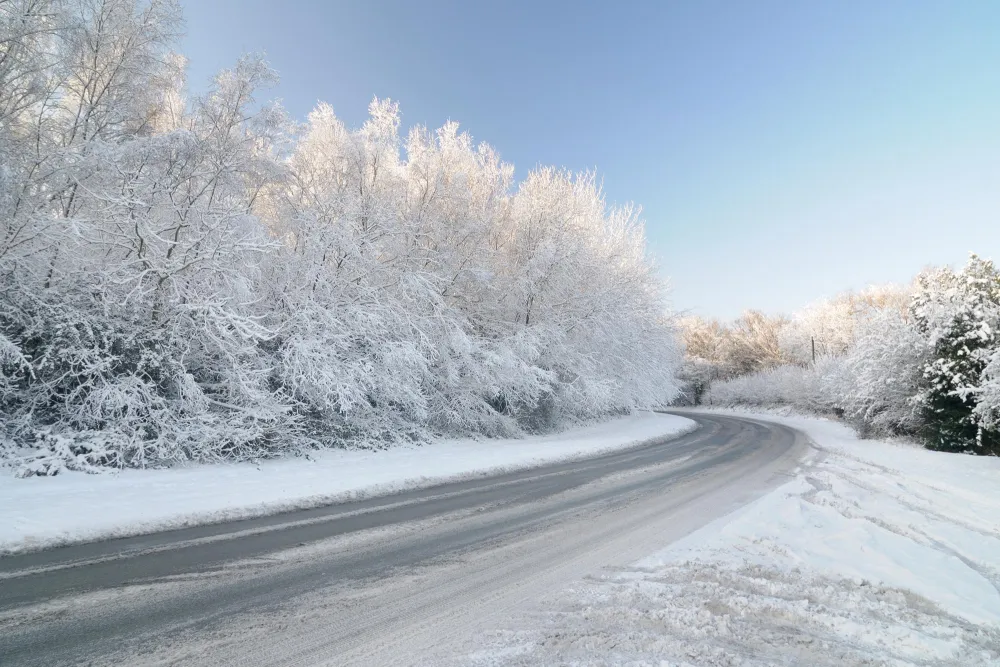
[459,409,1000,666]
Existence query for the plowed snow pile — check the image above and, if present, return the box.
[459,413,1000,666]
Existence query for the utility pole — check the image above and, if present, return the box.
[811,337,816,364]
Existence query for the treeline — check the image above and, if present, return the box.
[680,256,1000,455]
[0,0,680,473]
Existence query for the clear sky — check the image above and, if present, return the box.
[178,0,1000,320]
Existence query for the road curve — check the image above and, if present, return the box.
[0,412,812,666]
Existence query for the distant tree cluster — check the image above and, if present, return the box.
[676,310,786,403]
[0,0,681,474]
[686,257,1000,455]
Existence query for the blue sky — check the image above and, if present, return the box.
[179,0,1000,319]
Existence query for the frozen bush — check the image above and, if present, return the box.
[827,309,928,437]
[708,359,838,415]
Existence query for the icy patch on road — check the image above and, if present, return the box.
[459,412,1000,666]
[0,412,695,555]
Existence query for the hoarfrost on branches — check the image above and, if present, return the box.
[0,0,682,471]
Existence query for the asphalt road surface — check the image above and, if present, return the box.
[0,411,812,666]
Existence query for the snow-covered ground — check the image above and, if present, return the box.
[0,412,695,556]
[460,411,1000,666]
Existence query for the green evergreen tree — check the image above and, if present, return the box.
[911,255,1000,455]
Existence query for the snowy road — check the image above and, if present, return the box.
[0,413,809,666]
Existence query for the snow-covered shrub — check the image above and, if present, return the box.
[826,308,928,437]
[14,430,125,477]
[674,356,723,406]
[708,358,838,414]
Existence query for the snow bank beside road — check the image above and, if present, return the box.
[0,412,695,555]
[465,411,1000,666]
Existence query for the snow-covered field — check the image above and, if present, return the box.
[0,412,695,556]
[460,411,1000,666]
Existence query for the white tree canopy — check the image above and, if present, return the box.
[0,0,682,472]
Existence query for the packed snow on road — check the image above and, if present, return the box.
[456,411,1000,667]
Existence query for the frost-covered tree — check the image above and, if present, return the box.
[720,310,787,376]
[675,310,788,404]
[690,258,1000,455]
[975,350,1000,436]
[265,103,681,443]
[676,316,731,403]
[911,255,1000,454]
[677,311,786,381]
[0,0,683,472]
[779,285,911,364]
